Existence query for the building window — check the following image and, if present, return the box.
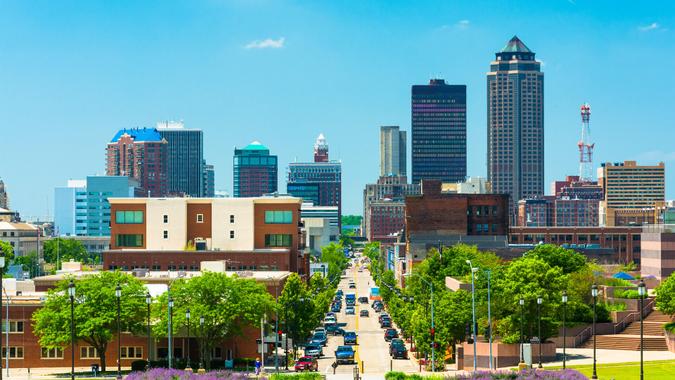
[116,234,144,247]
[80,346,98,359]
[41,347,64,359]
[115,210,144,224]
[1,321,24,333]
[2,347,24,359]
[230,230,235,239]
[163,215,168,223]
[196,214,204,223]
[152,265,161,271]
[265,234,292,247]
[264,211,293,224]
[230,215,235,223]
[163,230,168,239]
[121,346,143,359]
[212,347,223,359]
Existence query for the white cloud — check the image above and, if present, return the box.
[456,20,470,30]
[638,22,660,32]
[245,37,285,49]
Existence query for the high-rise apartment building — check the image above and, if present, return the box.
[288,134,342,225]
[380,126,407,177]
[203,162,215,198]
[156,121,204,197]
[411,79,467,183]
[0,179,8,210]
[599,161,666,226]
[106,128,168,197]
[487,36,544,218]
[233,141,278,197]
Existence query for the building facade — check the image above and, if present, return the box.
[380,126,407,177]
[0,222,41,256]
[411,79,467,184]
[641,224,675,280]
[487,36,544,218]
[0,178,8,210]
[362,176,420,240]
[157,121,204,197]
[599,161,666,226]
[366,199,406,244]
[233,141,278,198]
[203,162,215,198]
[106,128,168,197]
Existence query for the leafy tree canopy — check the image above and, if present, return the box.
[524,244,587,274]
[43,238,93,265]
[340,215,362,226]
[278,273,315,353]
[656,273,675,319]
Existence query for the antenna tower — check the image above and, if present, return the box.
[578,103,595,181]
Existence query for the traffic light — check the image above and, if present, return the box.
[430,327,435,341]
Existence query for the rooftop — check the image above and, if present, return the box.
[110,127,164,143]
[500,36,532,53]
[241,140,270,151]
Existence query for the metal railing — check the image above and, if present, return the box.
[613,298,654,334]
[573,326,593,347]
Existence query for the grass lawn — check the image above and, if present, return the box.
[549,360,675,379]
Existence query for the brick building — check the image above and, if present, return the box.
[640,224,675,280]
[366,199,406,244]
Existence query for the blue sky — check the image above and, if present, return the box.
[1,0,674,219]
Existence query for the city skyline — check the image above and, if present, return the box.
[2,1,675,219]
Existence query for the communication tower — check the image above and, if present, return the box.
[578,103,595,181]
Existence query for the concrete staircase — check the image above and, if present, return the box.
[581,310,671,351]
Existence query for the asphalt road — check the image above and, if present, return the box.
[314,258,419,375]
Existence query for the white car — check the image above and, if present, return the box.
[324,316,337,325]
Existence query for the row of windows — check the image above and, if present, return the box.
[265,234,292,247]
[116,210,144,224]
[265,210,293,224]
[1,321,24,333]
[116,234,143,247]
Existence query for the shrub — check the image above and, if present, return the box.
[269,374,323,380]
[604,278,633,287]
[452,368,586,379]
[614,288,641,299]
[606,302,626,312]
[665,321,675,333]
[385,372,407,380]
[131,360,148,372]
[126,368,257,380]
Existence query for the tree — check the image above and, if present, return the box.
[321,243,348,282]
[152,271,276,369]
[656,273,675,319]
[32,271,147,371]
[340,215,362,227]
[0,240,14,275]
[12,251,39,277]
[524,244,587,274]
[43,238,92,265]
[278,273,315,358]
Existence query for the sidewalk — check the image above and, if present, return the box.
[508,347,675,369]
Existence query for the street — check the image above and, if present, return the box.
[315,259,419,375]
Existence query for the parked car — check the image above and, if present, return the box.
[378,313,390,323]
[345,306,355,315]
[311,332,328,346]
[371,300,383,308]
[336,289,344,297]
[360,310,369,317]
[380,318,392,328]
[389,339,408,359]
[304,344,323,358]
[331,304,341,313]
[295,356,319,371]
[384,328,399,341]
[343,331,358,345]
[335,346,355,364]
[374,304,383,312]
[325,312,336,318]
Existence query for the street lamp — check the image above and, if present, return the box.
[404,273,434,372]
[199,315,205,371]
[536,296,543,368]
[638,280,647,380]
[466,260,478,371]
[519,298,525,367]
[115,284,122,379]
[186,308,191,370]
[485,270,493,370]
[0,252,4,380]
[146,292,152,365]
[591,284,598,380]
[562,291,568,369]
[168,296,174,369]
[68,279,76,380]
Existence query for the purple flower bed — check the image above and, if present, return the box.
[126,368,264,380]
[454,369,587,380]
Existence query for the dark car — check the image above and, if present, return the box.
[335,345,355,364]
[358,296,369,304]
[336,289,344,297]
[378,313,390,324]
[311,332,328,346]
[295,356,319,371]
[326,324,345,336]
[380,318,392,328]
[360,310,369,317]
[384,328,399,341]
[304,344,323,358]
[371,300,383,308]
[345,306,355,315]
[343,331,358,345]
[389,340,408,359]
[373,304,383,312]
[349,283,357,289]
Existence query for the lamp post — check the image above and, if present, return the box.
[486,270,492,370]
[0,252,4,380]
[466,260,478,371]
[519,298,525,366]
[562,291,568,369]
[168,296,174,369]
[115,284,122,379]
[68,280,76,380]
[536,296,543,369]
[146,292,152,365]
[638,280,647,380]
[199,316,205,371]
[186,308,191,370]
[591,284,598,380]
[404,273,434,372]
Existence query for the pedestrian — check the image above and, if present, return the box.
[255,357,262,376]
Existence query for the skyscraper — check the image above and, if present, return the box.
[288,134,342,225]
[411,79,467,184]
[487,36,544,218]
[203,161,215,198]
[380,126,407,177]
[0,179,8,210]
[233,141,278,197]
[106,128,168,197]
[156,121,204,197]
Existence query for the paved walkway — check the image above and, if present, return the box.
[528,348,675,368]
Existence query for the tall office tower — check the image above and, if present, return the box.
[288,134,342,225]
[599,160,666,226]
[156,121,204,197]
[106,128,168,197]
[487,36,544,218]
[233,141,278,197]
[203,161,215,198]
[380,126,407,177]
[411,79,467,184]
[0,179,8,210]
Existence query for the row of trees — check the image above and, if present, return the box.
[369,243,617,367]
[1,238,99,278]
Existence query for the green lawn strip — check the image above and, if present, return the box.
[547,360,675,380]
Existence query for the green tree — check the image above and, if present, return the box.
[321,243,348,282]
[278,273,315,358]
[0,240,15,275]
[152,271,276,369]
[524,244,587,274]
[32,272,147,371]
[656,273,675,319]
[340,215,362,226]
[43,238,91,265]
